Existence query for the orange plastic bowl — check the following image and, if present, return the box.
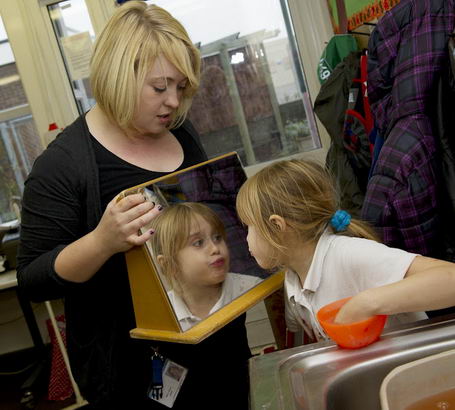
[317,297,387,349]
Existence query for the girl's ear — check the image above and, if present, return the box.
[269,214,286,232]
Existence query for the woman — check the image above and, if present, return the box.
[17,3,251,409]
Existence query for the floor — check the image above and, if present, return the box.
[0,382,76,410]
[0,347,81,410]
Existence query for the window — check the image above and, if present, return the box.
[48,0,96,114]
[0,16,41,223]
[149,0,321,166]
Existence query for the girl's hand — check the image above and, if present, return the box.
[92,193,160,257]
[334,292,377,324]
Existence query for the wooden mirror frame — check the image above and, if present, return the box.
[120,153,284,344]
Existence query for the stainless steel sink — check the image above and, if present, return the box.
[249,316,455,409]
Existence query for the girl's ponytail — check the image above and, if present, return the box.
[343,217,380,242]
[328,208,380,241]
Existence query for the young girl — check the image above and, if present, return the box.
[148,202,262,331]
[236,159,455,341]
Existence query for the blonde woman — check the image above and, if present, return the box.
[17,3,250,409]
[236,159,455,342]
[149,202,262,331]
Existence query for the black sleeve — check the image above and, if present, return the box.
[17,141,89,302]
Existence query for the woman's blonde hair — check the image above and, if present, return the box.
[90,1,200,130]
[148,202,227,292]
[236,159,379,267]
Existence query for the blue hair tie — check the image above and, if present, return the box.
[330,210,351,232]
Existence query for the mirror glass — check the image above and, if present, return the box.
[132,154,267,331]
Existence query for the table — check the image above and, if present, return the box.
[0,269,17,289]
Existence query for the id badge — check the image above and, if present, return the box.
[148,351,188,408]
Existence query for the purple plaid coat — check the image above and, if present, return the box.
[361,0,455,257]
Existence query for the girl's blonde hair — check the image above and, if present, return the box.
[236,159,379,266]
[90,1,200,130]
[148,202,227,292]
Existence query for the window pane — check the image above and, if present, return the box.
[0,16,42,223]
[48,0,96,114]
[149,0,320,166]
[0,24,26,110]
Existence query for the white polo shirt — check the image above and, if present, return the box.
[285,231,428,341]
[168,273,262,331]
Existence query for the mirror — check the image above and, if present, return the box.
[121,153,284,343]
[142,153,266,330]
